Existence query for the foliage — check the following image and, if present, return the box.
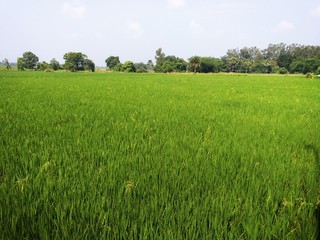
[37,61,52,71]
[84,59,95,72]
[122,61,136,73]
[17,57,25,70]
[63,52,95,72]
[278,67,288,74]
[146,60,154,72]
[134,62,147,73]
[305,73,314,79]
[0,72,319,239]
[221,43,320,74]
[155,48,165,66]
[188,56,201,73]
[113,63,124,72]
[105,56,120,70]
[50,58,61,71]
[2,58,11,70]
[199,57,222,73]
[17,51,39,70]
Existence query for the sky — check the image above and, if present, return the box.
[1,0,320,66]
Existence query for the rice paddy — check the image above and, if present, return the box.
[0,71,319,239]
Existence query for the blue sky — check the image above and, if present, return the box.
[1,0,320,66]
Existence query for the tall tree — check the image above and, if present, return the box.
[63,52,94,72]
[105,56,120,70]
[20,51,39,69]
[17,57,25,70]
[50,58,60,70]
[155,48,165,66]
[84,59,95,72]
[146,60,154,72]
[3,58,11,70]
[277,50,293,71]
[188,56,201,73]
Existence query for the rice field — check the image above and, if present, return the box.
[0,71,319,239]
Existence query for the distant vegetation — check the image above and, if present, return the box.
[1,43,320,75]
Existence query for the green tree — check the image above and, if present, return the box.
[20,51,39,69]
[154,48,166,72]
[63,52,84,71]
[155,48,165,65]
[50,58,60,71]
[105,56,120,70]
[84,59,95,72]
[113,63,124,72]
[277,50,293,71]
[188,56,201,73]
[122,61,136,73]
[134,62,148,73]
[37,61,51,71]
[63,52,94,72]
[17,57,25,70]
[200,57,222,73]
[146,60,154,72]
[3,58,11,70]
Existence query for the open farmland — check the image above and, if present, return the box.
[0,71,319,239]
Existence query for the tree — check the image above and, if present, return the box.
[113,63,123,72]
[3,58,11,70]
[84,59,95,72]
[155,48,165,66]
[63,52,85,72]
[18,51,39,70]
[188,56,201,73]
[277,50,293,71]
[37,61,51,71]
[105,56,120,70]
[50,58,60,71]
[134,62,148,73]
[17,57,25,70]
[122,61,136,72]
[63,52,94,72]
[146,60,154,72]
[199,57,222,73]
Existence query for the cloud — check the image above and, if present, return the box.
[63,1,86,18]
[167,0,186,9]
[273,20,295,33]
[312,6,320,16]
[127,21,143,38]
[190,20,204,34]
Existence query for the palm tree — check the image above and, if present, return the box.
[189,56,201,73]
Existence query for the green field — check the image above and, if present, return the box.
[0,71,319,239]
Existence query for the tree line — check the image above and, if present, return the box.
[13,52,95,72]
[2,43,320,75]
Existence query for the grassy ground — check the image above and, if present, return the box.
[0,71,319,239]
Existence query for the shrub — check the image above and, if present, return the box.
[306,73,314,79]
[278,67,288,75]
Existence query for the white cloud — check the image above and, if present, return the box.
[190,20,204,34]
[167,0,186,9]
[312,6,320,16]
[63,1,86,18]
[273,20,295,33]
[127,21,143,38]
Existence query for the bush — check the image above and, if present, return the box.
[278,67,288,75]
[44,68,54,72]
[306,73,314,79]
[136,67,147,73]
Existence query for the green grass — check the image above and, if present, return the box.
[0,71,319,239]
